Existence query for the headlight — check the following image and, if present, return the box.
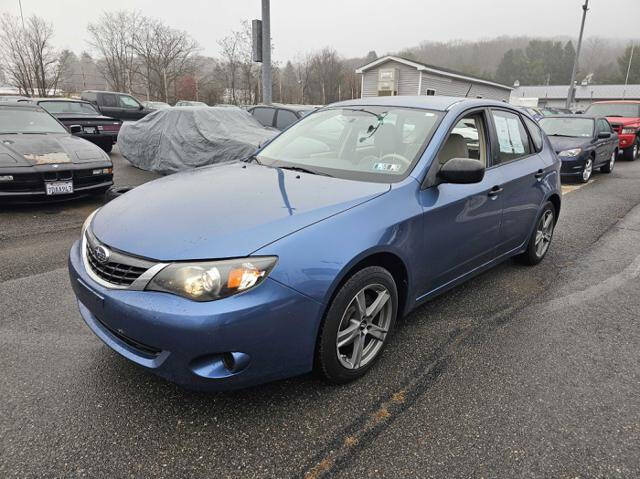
[558,148,582,157]
[146,257,277,301]
[622,128,636,135]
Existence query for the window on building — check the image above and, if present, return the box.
[426,89,436,96]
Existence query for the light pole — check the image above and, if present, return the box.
[261,0,272,105]
[566,0,589,109]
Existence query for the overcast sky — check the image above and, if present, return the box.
[3,0,639,61]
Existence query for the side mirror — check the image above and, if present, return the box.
[69,124,82,134]
[598,131,611,139]
[438,158,485,184]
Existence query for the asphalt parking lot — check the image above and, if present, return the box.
[2,151,640,478]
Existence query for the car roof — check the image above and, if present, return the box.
[539,115,599,120]
[329,95,509,112]
[32,97,92,104]
[0,102,42,110]
[591,100,640,105]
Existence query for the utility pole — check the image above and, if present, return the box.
[623,43,636,100]
[18,0,25,29]
[261,0,272,105]
[566,0,589,109]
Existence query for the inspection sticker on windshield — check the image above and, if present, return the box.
[374,163,401,172]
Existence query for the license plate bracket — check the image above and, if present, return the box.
[84,126,96,134]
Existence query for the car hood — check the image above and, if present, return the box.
[0,133,108,167]
[91,162,391,261]
[606,117,640,127]
[547,136,590,154]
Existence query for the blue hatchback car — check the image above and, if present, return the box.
[69,96,561,390]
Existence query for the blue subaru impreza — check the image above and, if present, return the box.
[69,96,561,390]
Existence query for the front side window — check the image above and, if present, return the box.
[438,113,487,166]
[597,119,611,134]
[119,95,140,109]
[40,101,99,115]
[0,108,66,134]
[539,117,594,138]
[491,110,532,164]
[257,106,442,182]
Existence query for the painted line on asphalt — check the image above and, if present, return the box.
[562,179,596,195]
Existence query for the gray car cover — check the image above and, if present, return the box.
[117,107,278,174]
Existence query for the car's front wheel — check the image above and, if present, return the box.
[517,201,556,266]
[316,266,397,384]
[580,156,593,183]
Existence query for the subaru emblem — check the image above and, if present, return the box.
[93,245,110,263]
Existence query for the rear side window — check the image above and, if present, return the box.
[491,110,532,164]
[523,116,543,152]
[101,93,118,107]
[276,109,298,129]
[252,107,275,127]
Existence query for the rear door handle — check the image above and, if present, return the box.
[534,169,544,180]
[488,185,503,198]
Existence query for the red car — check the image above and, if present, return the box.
[584,101,640,161]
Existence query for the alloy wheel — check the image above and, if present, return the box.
[610,151,616,170]
[534,209,554,258]
[336,284,392,370]
[582,158,593,182]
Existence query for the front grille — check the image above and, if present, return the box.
[86,245,148,286]
[0,168,112,193]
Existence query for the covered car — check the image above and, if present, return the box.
[0,103,113,203]
[117,106,278,174]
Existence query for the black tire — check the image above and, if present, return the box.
[105,185,134,202]
[316,266,398,384]
[600,149,616,173]
[517,201,556,266]
[100,143,113,154]
[622,138,639,161]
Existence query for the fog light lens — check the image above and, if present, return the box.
[0,175,13,182]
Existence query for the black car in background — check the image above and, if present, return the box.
[0,102,113,203]
[248,104,317,130]
[80,90,151,122]
[539,115,618,183]
[36,98,122,153]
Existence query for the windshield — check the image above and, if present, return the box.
[0,108,67,134]
[585,103,640,117]
[40,101,99,115]
[539,117,594,138]
[256,106,442,182]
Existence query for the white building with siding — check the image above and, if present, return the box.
[355,56,511,101]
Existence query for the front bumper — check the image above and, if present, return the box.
[0,162,112,203]
[68,240,323,391]
[618,133,636,150]
[559,155,587,178]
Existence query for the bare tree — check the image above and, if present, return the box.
[87,11,141,92]
[0,13,68,96]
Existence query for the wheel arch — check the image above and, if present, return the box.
[547,192,561,223]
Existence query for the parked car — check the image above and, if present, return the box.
[175,100,208,107]
[117,106,277,174]
[539,115,618,183]
[583,101,640,161]
[0,102,113,203]
[69,96,561,390]
[80,90,151,122]
[248,104,317,130]
[142,101,171,111]
[35,98,122,153]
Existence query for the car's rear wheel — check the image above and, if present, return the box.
[601,150,616,173]
[517,201,555,266]
[622,138,638,161]
[316,266,397,384]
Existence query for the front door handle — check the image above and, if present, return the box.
[534,169,544,180]
[488,185,503,198]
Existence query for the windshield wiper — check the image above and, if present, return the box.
[547,134,576,137]
[244,154,262,164]
[277,165,332,177]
